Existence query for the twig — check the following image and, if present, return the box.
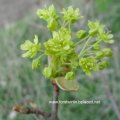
[13,56,60,119]
[13,81,60,120]
[51,81,60,120]
[13,105,51,117]
[101,72,120,120]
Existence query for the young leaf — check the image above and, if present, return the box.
[55,77,79,91]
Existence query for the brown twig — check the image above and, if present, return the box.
[13,81,60,119]
[13,105,51,117]
[51,81,60,120]
[13,56,60,119]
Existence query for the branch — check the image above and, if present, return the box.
[51,81,60,120]
[48,56,60,120]
[13,81,60,120]
[13,104,51,117]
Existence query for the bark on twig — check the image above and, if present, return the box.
[13,81,60,120]
[51,81,60,120]
[13,56,60,119]
[13,105,51,117]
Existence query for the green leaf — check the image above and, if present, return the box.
[55,77,79,91]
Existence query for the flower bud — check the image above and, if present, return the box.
[96,51,104,59]
[65,71,75,80]
[43,67,52,78]
[77,30,87,39]
[47,18,58,31]
[98,61,109,70]
[32,58,41,70]
[103,48,112,57]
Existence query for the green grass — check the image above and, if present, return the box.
[0,1,120,120]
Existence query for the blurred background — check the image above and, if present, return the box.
[0,0,120,120]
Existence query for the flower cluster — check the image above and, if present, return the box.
[37,5,59,31]
[20,5,114,91]
[20,35,41,58]
[44,27,73,56]
[61,6,82,23]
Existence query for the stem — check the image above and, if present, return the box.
[68,22,71,30]
[14,56,60,120]
[79,37,91,57]
[48,56,60,120]
[51,81,60,120]
[76,35,89,46]
[13,105,51,117]
[83,39,102,53]
[78,37,102,58]
[13,81,60,120]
